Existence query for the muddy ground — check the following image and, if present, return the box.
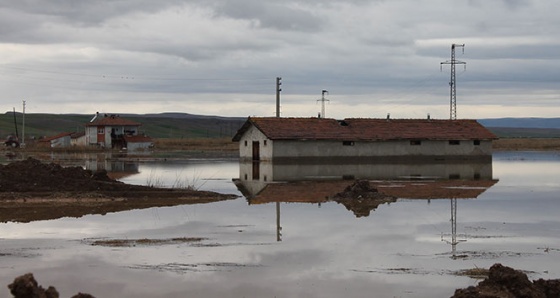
[0,158,236,222]
[452,263,560,298]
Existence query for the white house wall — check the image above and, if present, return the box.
[238,125,273,161]
[85,126,98,145]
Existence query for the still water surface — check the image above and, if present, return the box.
[1,152,560,297]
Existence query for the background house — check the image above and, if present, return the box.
[233,117,497,162]
[71,131,86,146]
[39,132,73,148]
[85,113,152,150]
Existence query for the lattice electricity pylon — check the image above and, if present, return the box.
[441,44,466,120]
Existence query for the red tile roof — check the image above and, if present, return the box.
[86,115,141,127]
[233,117,497,141]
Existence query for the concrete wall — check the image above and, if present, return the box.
[71,135,86,147]
[272,139,492,161]
[126,141,153,151]
[50,136,71,148]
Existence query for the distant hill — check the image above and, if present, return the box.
[478,118,560,129]
[0,112,246,139]
[478,118,560,138]
[2,112,560,139]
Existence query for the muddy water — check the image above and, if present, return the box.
[1,152,560,297]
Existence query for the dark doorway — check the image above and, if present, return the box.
[252,141,260,161]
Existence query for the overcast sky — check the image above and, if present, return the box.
[1,0,558,119]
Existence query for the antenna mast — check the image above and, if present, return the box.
[317,90,329,118]
[441,44,466,120]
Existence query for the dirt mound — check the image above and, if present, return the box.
[0,157,143,192]
[8,273,95,298]
[452,263,560,298]
[0,158,237,222]
[332,180,396,217]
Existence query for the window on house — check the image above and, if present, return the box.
[449,174,461,179]
[97,128,104,134]
[244,140,248,146]
[474,140,481,146]
[342,141,355,146]
[264,140,267,146]
[410,140,421,146]
[449,140,460,145]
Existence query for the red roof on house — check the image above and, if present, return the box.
[86,115,141,127]
[233,117,497,141]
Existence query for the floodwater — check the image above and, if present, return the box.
[1,151,560,297]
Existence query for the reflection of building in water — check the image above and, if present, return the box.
[234,161,497,242]
[84,154,139,180]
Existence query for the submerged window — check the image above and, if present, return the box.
[474,140,481,146]
[449,140,460,145]
[410,140,421,146]
[342,141,355,146]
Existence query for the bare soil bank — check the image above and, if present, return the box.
[0,158,236,222]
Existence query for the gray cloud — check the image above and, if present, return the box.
[0,0,559,118]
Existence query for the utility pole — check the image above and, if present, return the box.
[275,76,282,241]
[441,44,466,120]
[21,100,26,148]
[276,77,282,117]
[317,90,329,118]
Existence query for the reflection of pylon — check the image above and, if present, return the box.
[441,198,466,259]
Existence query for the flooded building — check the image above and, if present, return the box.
[232,117,497,162]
